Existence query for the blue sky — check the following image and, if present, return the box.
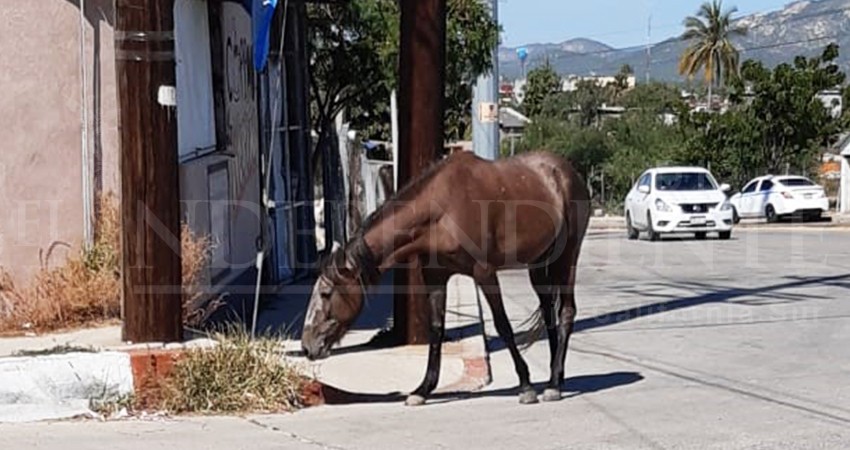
[500,0,793,48]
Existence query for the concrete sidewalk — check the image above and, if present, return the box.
[0,273,492,423]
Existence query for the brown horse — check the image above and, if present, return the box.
[301,150,590,406]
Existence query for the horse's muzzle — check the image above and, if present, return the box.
[302,337,330,361]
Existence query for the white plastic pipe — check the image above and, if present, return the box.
[78,0,93,249]
[391,90,398,191]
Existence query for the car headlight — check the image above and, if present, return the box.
[720,201,732,211]
[655,198,672,212]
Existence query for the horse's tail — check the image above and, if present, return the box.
[516,307,547,352]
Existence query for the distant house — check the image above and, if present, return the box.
[499,107,531,138]
[561,74,636,93]
[817,90,843,119]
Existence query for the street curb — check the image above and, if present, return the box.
[588,217,850,232]
[0,341,333,422]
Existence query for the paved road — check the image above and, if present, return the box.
[2,228,849,449]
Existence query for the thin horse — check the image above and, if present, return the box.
[301,150,591,405]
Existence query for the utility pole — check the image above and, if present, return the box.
[472,0,499,160]
[394,0,447,345]
[115,0,183,343]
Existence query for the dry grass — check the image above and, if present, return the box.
[158,326,307,414]
[0,192,220,334]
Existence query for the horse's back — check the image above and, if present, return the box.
[429,150,589,267]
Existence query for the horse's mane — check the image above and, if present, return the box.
[320,153,454,286]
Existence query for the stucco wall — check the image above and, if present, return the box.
[1,0,265,287]
[0,0,119,281]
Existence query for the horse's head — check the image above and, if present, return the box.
[302,242,372,360]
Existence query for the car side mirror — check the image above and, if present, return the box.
[720,183,731,192]
[638,185,650,194]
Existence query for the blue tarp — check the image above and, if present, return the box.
[252,0,279,71]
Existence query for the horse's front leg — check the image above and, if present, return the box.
[479,274,537,405]
[405,272,448,406]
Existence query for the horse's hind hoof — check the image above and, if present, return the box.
[405,394,427,407]
[518,390,539,405]
[542,388,561,402]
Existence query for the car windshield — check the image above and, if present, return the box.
[778,178,815,187]
[655,172,717,191]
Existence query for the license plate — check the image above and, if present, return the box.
[691,216,706,225]
[804,194,813,199]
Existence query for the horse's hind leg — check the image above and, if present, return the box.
[406,268,450,407]
[478,274,537,405]
[529,266,559,393]
[542,241,581,402]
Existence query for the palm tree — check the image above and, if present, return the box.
[678,0,748,109]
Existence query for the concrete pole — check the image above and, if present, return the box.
[471,0,499,160]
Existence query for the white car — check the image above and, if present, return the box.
[624,166,735,241]
[729,175,829,223]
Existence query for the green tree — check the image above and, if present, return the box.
[307,0,500,152]
[678,0,748,108]
[537,79,612,128]
[518,118,610,177]
[621,82,686,114]
[680,44,846,187]
[306,0,498,246]
[567,79,609,128]
[610,64,634,101]
[730,44,845,174]
[522,60,561,117]
[603,111,690,208]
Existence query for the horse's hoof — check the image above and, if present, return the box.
[405,394,427,407]
[518,390,539,405]
[542,388,561,402]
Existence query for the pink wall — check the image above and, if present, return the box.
[0,0,120,280]
[0,0,263,286]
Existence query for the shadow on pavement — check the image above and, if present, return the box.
[487,273,850,352]
[317,371,644,406]
[203,271,395,341]
[573,273,850,334]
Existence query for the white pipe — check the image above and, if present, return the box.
[390,90,398,191]
[78,0,93,249]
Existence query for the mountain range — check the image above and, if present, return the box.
[499,0,850,82]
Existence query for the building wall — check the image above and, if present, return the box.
[0,0,263,287]
[0,0,120,280]
[179,1,261,282]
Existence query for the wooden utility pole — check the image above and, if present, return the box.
[394,0,447,345]
[115,0,183,343]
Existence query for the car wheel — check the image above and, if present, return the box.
[732,207,741,225]
[719,231,732,240]
[695,232,707,240]
[647,212,660,242]
[765,204,778,224]
[626,213,639,240]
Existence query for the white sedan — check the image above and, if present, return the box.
[624,166,735,241]
[729,175,829,223]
